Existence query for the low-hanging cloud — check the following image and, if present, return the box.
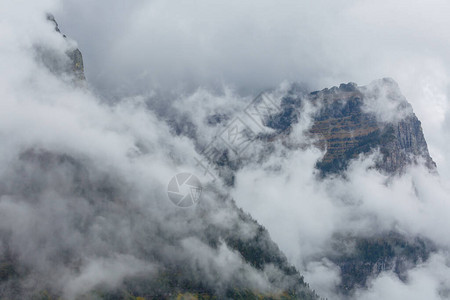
[2,0,450,299]
[54,0,450,177]
[0,2,294,298]
[229,108,450,299]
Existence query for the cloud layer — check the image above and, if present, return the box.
[55,0,450,177]
[2,0,450,299]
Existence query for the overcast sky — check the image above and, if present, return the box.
[55,1,450,297]
[53,0,450,177]
[2,1,450,299]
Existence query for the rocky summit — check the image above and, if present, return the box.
[269,78,436,175]
[44,13,85,81]
[263,79,438,296]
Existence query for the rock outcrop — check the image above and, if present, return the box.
[45,14,85,81]
[263,79,438,296]
[269,78,436,175]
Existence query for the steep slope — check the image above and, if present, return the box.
[157,73,438,297]
[37,14,85,82]
[329,232,435,293]
[269,79,435,175]
[0,150,318,300]
[0,16,318,300]
[265,79,438,296]
[4,12,439,300]
[156,71,439,297]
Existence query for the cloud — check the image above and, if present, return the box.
[2,0,450,299]
[0,4,285,298]
[55,0,450,177]
[230,115,450,298]
[355,252,450,300]
[53,1,450,93]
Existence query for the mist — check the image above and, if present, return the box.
[0,2,288,298]
[2,0,450,299]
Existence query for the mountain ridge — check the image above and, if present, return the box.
[0,14,439,300]
[267,78,436,176]
[0,15,319,300]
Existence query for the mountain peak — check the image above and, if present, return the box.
[269,79,436,175]
[41,13,85,82]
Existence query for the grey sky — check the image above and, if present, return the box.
[2,1,450,298]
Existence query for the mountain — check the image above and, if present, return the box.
[0,16,319,300]
[264,79,437,296]
[42,14,85,82]
[1,14,440,300]
[268,79,436,175]
[188,78,438,297]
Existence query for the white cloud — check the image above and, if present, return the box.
[2,0,450,299]
[0,3,275,297]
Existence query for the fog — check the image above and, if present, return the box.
[54,0,450,174]
[0,2,284,297]
[2,0,450,299]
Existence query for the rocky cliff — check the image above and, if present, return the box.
[269,78,436,175]
[265,79,438,296]
[44,14,85,81]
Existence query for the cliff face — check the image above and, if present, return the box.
[378,113,435,173]
[271,78,436,175]
[265,80,438,296]
[329,232,435,294]
[45,14,85,81]
[0,16,319,300]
